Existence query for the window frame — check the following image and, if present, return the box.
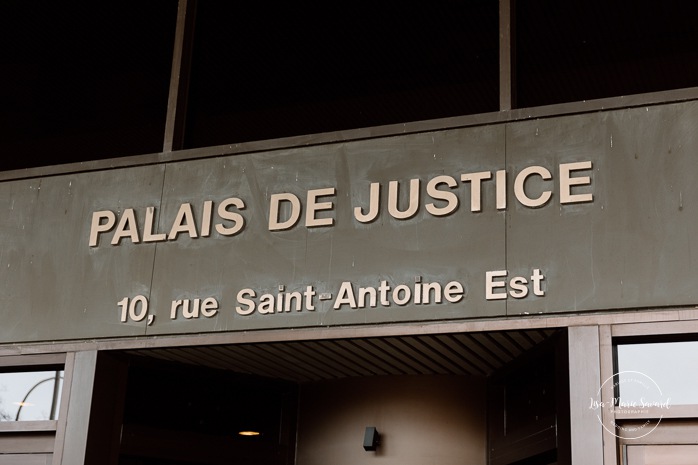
[611,320,698,420]
[0,354,67,433]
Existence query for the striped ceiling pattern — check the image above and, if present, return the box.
[126,328,558,383]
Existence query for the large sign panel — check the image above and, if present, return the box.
[1,102,697,342]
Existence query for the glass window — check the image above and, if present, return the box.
[517,0,698,108]
[616,341,698,406]
[0,1,178,171]
[184,1,499,148]
[0,370,64,421]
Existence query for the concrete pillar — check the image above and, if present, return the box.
[568,326,603,465]
[53,350,97,465]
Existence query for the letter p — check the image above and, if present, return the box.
[89,210,116,247]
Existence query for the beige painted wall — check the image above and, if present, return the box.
[296,375,486,465]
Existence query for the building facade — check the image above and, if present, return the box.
[2,1,698,464]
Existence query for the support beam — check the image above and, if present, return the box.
[599,325,618,464]
[568,326,604,465]
[53,351,98,465]
[163,0,197,152]
[499,0,516,110]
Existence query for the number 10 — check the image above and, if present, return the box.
[118,295,149,322]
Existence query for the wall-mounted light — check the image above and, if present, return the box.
[238,430,261,437]
[363,426,380,451]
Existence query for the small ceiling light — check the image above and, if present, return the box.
[238,431,261,436]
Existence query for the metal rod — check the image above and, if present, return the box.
[50,370,61,420]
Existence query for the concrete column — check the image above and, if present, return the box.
[568,326,603,465]
[53,350,97,465]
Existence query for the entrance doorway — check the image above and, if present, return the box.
[83,353,297,465]
[80,328,563,465]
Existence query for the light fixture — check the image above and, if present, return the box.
[13,402,34,407]
[238,430,261,436]
[363,426,380,451]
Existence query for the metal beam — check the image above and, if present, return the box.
[163,0,196,152]
[499,0,516,110]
